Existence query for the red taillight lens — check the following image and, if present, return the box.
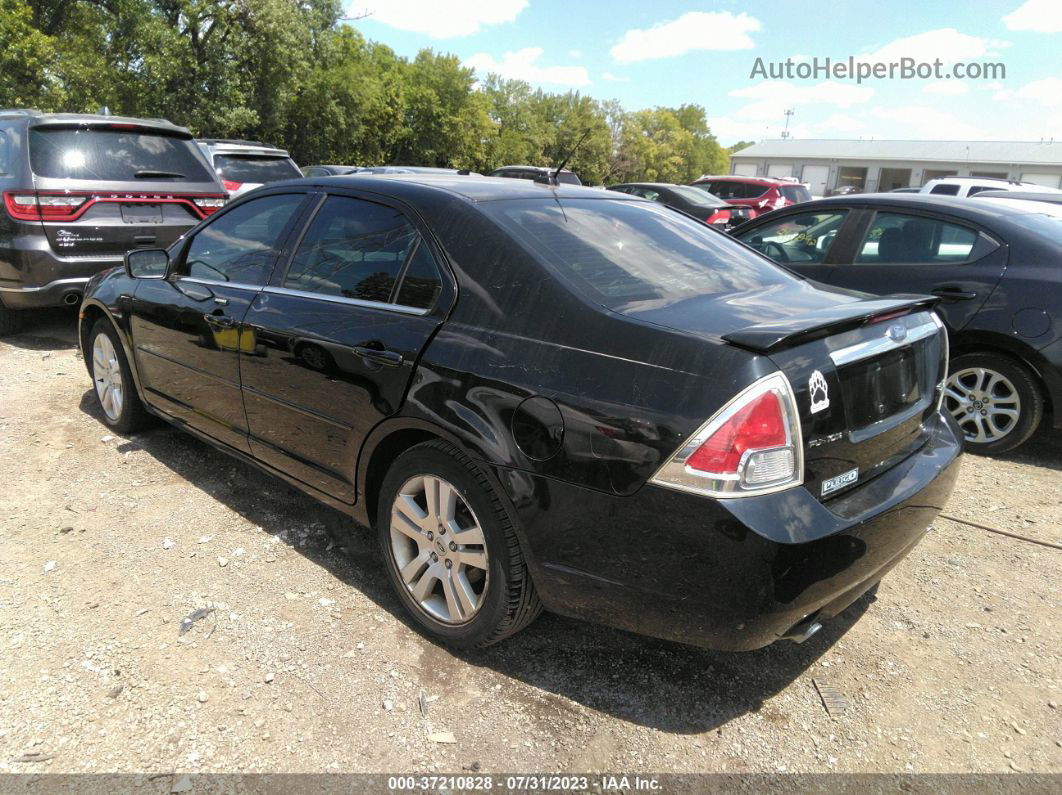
[649,373,802,497]
[706,209,731,224]
[192,196,227,216]
[222,180,242,193]
[4,191,86,221]
[687,392,788,474]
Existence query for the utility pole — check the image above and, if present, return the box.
[781,109,794,139]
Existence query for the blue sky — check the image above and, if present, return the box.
[346,0,1062,145]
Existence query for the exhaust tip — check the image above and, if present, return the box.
[63,292,81,306]
[788,621,823,644]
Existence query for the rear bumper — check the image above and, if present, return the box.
[0,276,95,308]
[495,412,962,651]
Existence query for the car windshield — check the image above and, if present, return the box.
[668,185,727,207]
[214,155,301,183]
[482,198,798,309]
[29,127,213,182]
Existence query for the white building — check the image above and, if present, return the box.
[729,139,1062,197]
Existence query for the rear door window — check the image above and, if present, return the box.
[29,127,213,182]
[283,195,433,305]
[929,183,961,196]
[182,193,305,284]
[736,211,848,263]
[854,212,981,263]
[213,155,302,183]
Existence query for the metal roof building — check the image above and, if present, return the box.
[729,139,1062,197]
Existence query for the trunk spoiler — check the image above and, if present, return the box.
[722,294,939,354]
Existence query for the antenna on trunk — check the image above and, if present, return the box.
[535,129,591,186]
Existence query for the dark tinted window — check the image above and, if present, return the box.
[30,127,213,182]
[284,196,418,303]
[780,185,812,202]
[669,185,727,207]
[396,242,443,309]
[967,185,996,196]
[929,183,961,196]
[557,171,582,185]
[183,193,304,284]
[0,130,9,175]
[854,212,979,263]
[702,181,767,200]
[484,198,797,308]
[214,155,301,183]
[737,211,848,264]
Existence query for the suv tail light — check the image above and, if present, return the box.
[650,372,803,498]
[4,191,87,221]
[222,179,242,193]
[4,190,226,221]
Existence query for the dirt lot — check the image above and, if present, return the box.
[0,310,1059,776]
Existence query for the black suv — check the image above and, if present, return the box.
[0,110,226,335]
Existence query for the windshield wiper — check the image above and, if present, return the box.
[134,170,185,179]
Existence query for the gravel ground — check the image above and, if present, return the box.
[0,310,1059,776]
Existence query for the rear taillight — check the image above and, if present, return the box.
[192,196,227,215]
[4,191,87,221]
[650,372,803,498]
[706,209,731,224]
[222,180,242,193]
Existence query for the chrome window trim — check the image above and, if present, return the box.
[649,371,804,499]
[0,276,91,293]
[829,317,939,368]
[261,285,429,316]
[177,276,265,292]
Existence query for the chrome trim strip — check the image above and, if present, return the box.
[177,276,264,292]
[261,286,429,316]
[0,277,91,293]
[829,318,939,367]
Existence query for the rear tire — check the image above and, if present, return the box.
[944,352,1043,455]
[88,318,152,434]
[376,440,541,648]
[0,303,24,337]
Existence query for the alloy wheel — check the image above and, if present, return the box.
[92,332,124,423]
[944,366,1020,445]
[389,475,489,624]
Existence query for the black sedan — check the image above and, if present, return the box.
[732,194,1062,454]
[79,176,961,651]
[608,182,751,228]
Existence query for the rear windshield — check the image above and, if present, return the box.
[557,172,582,186]
[482,198,797,308]
[780,185,812,202]
[30,127,213,182]
[214,155,301,183]
[669,185,726,207]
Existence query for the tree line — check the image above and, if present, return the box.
[2,0,737,184]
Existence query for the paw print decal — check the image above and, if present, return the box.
[809,370,830,414]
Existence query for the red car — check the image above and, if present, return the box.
[691,176,812,218]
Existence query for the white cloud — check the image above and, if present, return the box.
[923,80,970,96]
[1003,0,1062,32]
[610,11,761,63]
[567,49,583,58]
[817,113,866,133]
[354,0,527,38]
[728,81,874,124]
[867,105,985,139]
[602,72,630,83]
[464,47,590,87]
[1015,76,1062,107]
[858,28,1009,63]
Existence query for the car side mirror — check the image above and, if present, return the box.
[125,248,169,279]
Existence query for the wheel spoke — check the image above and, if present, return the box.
[451,522,484,547]
[399,551,430,585]
[410,568,437,602]
[452,570,477,616]
[457,549,488,570]
[441,572,464,621]
[392,503,426,541]
[423,476,440,523]
[438,480,458,523]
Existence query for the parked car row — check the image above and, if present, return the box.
[78,171,963,653]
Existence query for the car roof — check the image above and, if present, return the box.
[1,110,190,135]
[973,190,1062,204]
[492,165,575,174]
[922,176,1033,188]
[274,173,640,204]
[695,175,785,185]
[199,139,290,157]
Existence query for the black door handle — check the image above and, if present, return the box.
[931,286,978,301]
[353,346,403,367]
[205,314,236,328]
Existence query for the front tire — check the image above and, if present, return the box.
[88,319,152,434]
[944,352,1043,455]
[377,440,541,648]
